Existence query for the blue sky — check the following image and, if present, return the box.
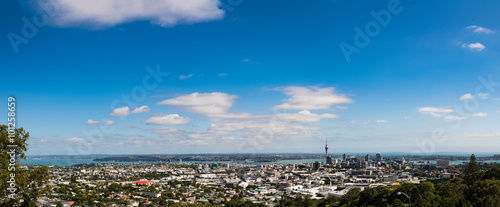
[1,0,500,155]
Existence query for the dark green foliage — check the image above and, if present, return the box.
[276,155,500,207]
[1,125,50,206]
[392,198,404,207]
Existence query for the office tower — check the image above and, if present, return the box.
[313,161,321,171]
[327,156,333,165]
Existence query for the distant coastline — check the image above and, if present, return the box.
[21,153,500,166]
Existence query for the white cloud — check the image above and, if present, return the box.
[444,115,467,120]
[336,106,348,110]
[350,120,388,125]
[66,137,86,143]
[158,92,238,116]
[102,120,116,125]
[204,111,340,123]
[153,127,185,138]
[242,59,250,62]
[418,107,454,118]
[273,86,354,110]
[179,74,194,80]
[276,110,340,122]
[466,25,494,34]
[461,43,485,52]
[86,119,100,124]
[459,93,474,100]
[472,112,488,117]
[130,105,151,114]
[153,127,182,134]
[37,0,225,28]
[144,114,191,125]
[218,73,228,77]
[110,106,130,116]
[197,119,321,140]
[450,132,500,140]
[478,93,489,99]
[157,90,344,123]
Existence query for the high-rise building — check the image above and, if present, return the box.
[325,138,329,161]
[327,156,333,165]
[365,154,370,161]
[313,161,321,171]
[343,154,347,161]
[375,153,381,162]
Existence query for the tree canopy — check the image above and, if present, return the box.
[1,125,50,206]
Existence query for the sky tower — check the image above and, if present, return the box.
[325,138,329,160]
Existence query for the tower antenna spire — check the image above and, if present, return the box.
[325,136,329,161]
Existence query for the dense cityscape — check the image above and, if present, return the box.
[3,0,500,206]
[11,140,500,207]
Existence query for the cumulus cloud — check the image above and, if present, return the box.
[472,112,488,117]
[276,110,340,122]
[102,120,116,125]
[466,25,494,34]
[86,119,100,124]
[418,107,454,118]
[153,127,182,134]
[66,137,86,143]
[87,119,116,125]
[130,105,151,114]
[144,114,191,125]
[459,93,474,100]
[336,106,348,110]
[212,110,340,122]
[153,127,185,138]
[157,90,345,123]
[189,119,321,140]
[36,0,225,28]
[110,106,130,116]
[179,74,194,80]
[444,115,467,120]
[273,86,354,110]
[158,92,238,116]
[478,93,490,99]
[461,43,485,52]
[350,120,388,125]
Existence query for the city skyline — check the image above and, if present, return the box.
[2,0,500,155]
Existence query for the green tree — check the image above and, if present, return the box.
[392,198,404,207]
[1,125,50,206]
[464,154,480,177]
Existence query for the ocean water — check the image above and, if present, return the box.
[19,158,326,166]
[20,159,162,166]
[21,158,96,166]
[19,158,500,167]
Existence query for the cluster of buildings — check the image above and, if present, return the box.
[31,140,461,206]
